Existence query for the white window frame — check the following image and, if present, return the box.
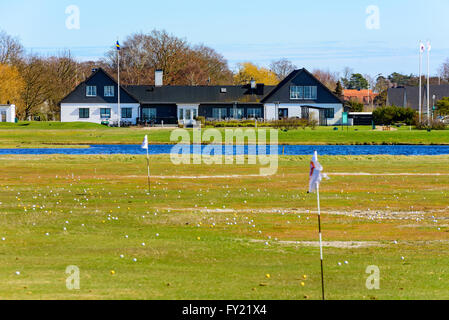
[104,86,115,97]
[86,86,97,97]
[100,108,112,119]
[290,86,317,100]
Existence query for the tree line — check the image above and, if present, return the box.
[1,29,449,120]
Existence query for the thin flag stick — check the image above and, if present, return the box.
[317,183,325,301]
[146,146,151,194]
[142,135,150,194]
[309,151,326,301]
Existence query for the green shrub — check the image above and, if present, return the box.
[373,105,415,125]
[415,119,447,130]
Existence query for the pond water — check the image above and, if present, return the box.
[1,144,449,156]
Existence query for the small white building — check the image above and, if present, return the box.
[0,104,16,123]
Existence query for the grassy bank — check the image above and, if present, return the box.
[0,154,448,299]
[1,122,449,147]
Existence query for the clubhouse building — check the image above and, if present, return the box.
[60,68,344,126]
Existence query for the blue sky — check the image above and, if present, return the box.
[1,0,448,77]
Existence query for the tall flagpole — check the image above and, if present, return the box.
[427,41,431,126]
[316,183,325,301]
[117,39,121,128]
[419,41,423,123]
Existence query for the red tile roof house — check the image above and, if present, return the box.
[343,89,378,106]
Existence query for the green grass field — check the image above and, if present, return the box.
[1,122,449,147]
[0,154,448,300]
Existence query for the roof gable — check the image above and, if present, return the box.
[261,68,343,104]
[60,68,139,105]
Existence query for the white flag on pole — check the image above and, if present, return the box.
[141,135,148,150]
[420,42,425,53]
[427,41,431,52]
[309,151,328,193]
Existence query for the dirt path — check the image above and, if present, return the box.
[122,172,449,179]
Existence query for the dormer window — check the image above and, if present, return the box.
[86,86,97,97]
[290,86,317,100]
[104,86,115,97]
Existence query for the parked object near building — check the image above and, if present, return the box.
[0,104,16,123]
[60,68,345,126]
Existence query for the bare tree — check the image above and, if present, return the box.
[0,30,24,65]
[18,56,52,120]
[102,30,232,86]
[46,51,80,120]
[270,58,297,81]
[439,58,449,82]
[313,69,339,91]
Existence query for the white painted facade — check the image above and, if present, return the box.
[0,104,16,123]
[60,103,140,124]
[264,103,344,125]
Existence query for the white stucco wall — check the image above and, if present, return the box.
[0,105,15,123]
[61,103,140,124]
[263,103,344,126]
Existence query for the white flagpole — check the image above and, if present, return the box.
[317,183,325,301]
[419,42,422,123]
[117,40,121,128]
[146,145,151,194]
[427,41,431,126]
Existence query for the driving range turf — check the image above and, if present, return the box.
[0,154,448,300]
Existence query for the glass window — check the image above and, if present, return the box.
[104,86,114,97]
[86,86,97,97]
[247,108,262,118]
[212,108,227,120]
[231,108,245,119]
[290,86,317,100]
[100,108,111,119]
[325,108,335,119]
[142,108,157,120]
[79,108,90,119]
[290,86,304,99]
[121,108,132,119]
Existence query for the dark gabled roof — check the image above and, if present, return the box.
[387,87,406,107]
[124,85,275,104]
[388,85,449,110]
[60,67,275,105]
[59,68,139,105]
[261,68,344,104]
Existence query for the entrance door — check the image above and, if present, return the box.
[178,107,198,126]
[278,108,288,119]
[0,111,6,122]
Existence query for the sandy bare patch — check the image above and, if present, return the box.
[162,207,440,221]
[120,172,449,180]
[250,239,383,249]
